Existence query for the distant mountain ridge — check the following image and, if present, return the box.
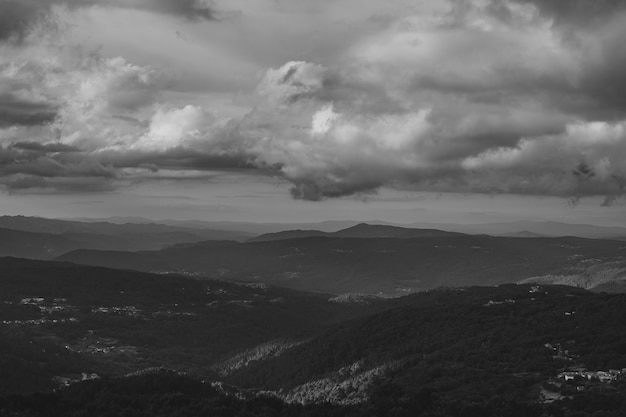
[0,216,253,259]
[248,223,465,242]
[0,216,252,240]
[57,226,626,295]
[408,220,626,240]
[65,216,626,240]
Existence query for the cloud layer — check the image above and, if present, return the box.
[0,0,625,204]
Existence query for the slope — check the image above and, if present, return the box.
[225,284,626,405]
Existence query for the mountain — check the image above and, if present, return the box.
[0,216,253,254]
[332,223,465,239]
[499,230,548,238]
[247,229,329,242]
[57,233,626,295]
[248,223,465,242]
[0,257,391,395]
[67,217,363,235]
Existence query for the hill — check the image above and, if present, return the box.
[3,286,626,417]
[224,284,626,407]
[0,257,389,395]
[58,234,626,295]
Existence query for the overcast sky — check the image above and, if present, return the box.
[0,0,625,225]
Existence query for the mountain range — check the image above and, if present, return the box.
[66,216,626,240]
[57,225,626,295]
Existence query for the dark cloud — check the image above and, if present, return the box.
[1,174,115,193]
[0,0,216,42]
[96,147,256,172]
[126,0,216,21]
[11,141,81,153]
[1,156,116,179]
[0,1,45,43]
[289,180,380,201]
[518,0,626,26]
[601,195,619,207]
[578,22,626,120]
[573,162,595,181]
[0,145,116,194]
[0,93,57,127]
[111,115,148,127]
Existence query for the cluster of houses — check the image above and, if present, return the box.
[483,298,516,307]
[92,305,143,317]
[66,330,138,357]
[20,297,75,313]
[2,317,78,325]
[11,295,203,321]
[558,369,624,384]
[0,297,80,325]
[544,342,624,385]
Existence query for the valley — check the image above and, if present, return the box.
[0,216,625,416]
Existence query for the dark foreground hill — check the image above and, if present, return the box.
[58,233,626,295]
[0,257,389,396]
[222,285,626,408]
[2,286,626,417]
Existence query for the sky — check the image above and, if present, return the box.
[0,0,625,225]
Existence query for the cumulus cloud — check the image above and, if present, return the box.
[210,0,625,202]
[135,105,210,150]
[0,0,625,205]
[0,24,169,191]
[461,122,626,195]
[227,50,623,201]
[257,61,329,106]
[0,38,169,145]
